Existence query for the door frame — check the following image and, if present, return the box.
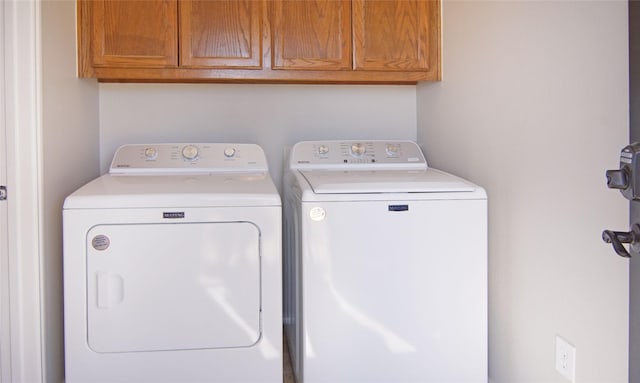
[0,1,10,381]
[631,1,640,382]
[1,1,44,382]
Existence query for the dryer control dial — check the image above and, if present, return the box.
[143,147,158,160]
[224,147,237,158]
[350,143,366,157]
[181,145,199,161]
[317,145,330,156]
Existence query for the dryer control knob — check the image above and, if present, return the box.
[182,145,199,161]
[224,147,236,158]
[144,147,158,160]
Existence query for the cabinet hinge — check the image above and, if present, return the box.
[0,186,6,201]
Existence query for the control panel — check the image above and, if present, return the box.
[109,143,269,174]
[289,140,427,169]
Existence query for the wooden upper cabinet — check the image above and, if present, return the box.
[179,1,263,69]
[77,0,441,83]
[88,0,178,69]
[353,0,438,72]
[272,0,351,71]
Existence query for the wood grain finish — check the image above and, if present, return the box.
[90,0,178,68]
[353,0,436,72]
[77,0,441,83]
[180,1,262,69]
[272,0,351,70]
[87,66,435,84]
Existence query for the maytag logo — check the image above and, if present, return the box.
[388,205,409,212]
[163,212,185,219]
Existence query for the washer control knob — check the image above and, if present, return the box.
[224,147,236,158]
[144,147,158,160]
[350,143,366,157]
[181,145,199,161]
[385,143,400,157]
[318,145,329,155]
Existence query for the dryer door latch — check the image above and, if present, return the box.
[0,186,6,201]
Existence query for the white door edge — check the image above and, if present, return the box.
[2,1,44,382]
[0,1,10,382]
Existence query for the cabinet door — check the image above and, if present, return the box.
[180,1,263,69]
[272,0,351,70]
[353,0,438,72]
[90,0,178,68]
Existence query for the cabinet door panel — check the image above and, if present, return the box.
[91,0,178,68]
[273,0,351,70]
[354,0,436,72]
[180,1,263,69]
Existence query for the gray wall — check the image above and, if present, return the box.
[41,1,99,382]
[417,1,629,382]
[98,83,417,190]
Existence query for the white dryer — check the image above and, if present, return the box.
[63,143,282,383]
[283,140,488,383]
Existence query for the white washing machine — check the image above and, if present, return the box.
[283,140,488,383]
[63,143,282,383]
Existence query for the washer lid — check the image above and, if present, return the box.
[300,168,476,194]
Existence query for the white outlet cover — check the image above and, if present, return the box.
[555,335,576,382]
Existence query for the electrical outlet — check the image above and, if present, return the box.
[555,336,576,382]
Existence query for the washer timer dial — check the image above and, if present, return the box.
[224,147,236,158]
[385,143,401,157]
[181,145,199,161]
[350,143,366,157]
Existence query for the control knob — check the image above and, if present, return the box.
[385,143,400,156]
[350,143,366,157]
[144,147,158,160]
[182,145,199,161]
[318,145,329,156]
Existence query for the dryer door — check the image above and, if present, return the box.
[86,221,261,353]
